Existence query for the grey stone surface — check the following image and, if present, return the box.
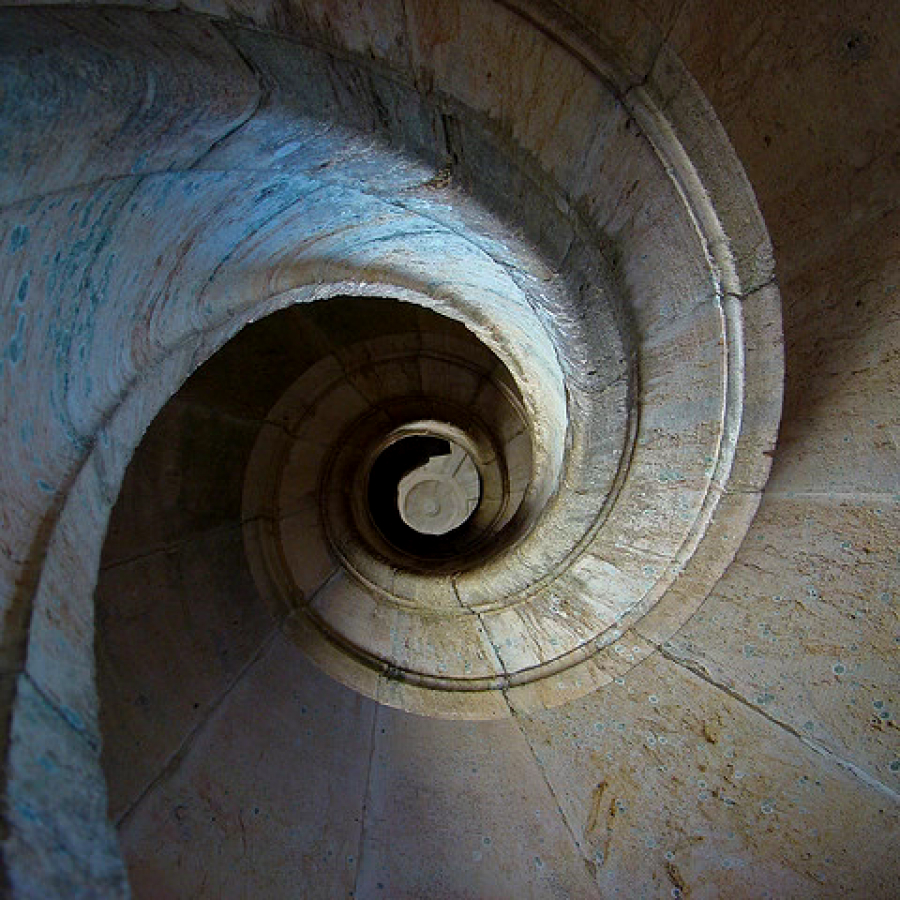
[0,8,259,204]
[97,524,275,821]
[356,705,599,899]
[4,676,129,900]
[119,633,375,899]
[664,496,900,791]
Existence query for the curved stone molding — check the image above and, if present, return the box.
[1,5,781,719]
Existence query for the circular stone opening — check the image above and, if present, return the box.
[367,429,482,553]
[397,436,481,535]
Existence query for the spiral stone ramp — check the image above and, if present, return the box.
[0,1,897,897]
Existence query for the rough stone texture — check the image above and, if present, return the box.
[0,9,260,205]
[355,703,599,900]
[668,0,900,497]
[4,676,129,899]
[100,399,260,563]
[97,524,275,821]
[520,651,899,898]
[664,497,900,793]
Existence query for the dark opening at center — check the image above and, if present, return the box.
[367,434,481,555]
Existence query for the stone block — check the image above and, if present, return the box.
[662,495,900,788]
[520,651,899,896]
[96,524,275,819]
[356,701,598,897]
[25,455,110,739]
[0,9,259,205]
[4,675,129,900]
[120,633,375,899]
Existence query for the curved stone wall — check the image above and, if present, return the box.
[0,1,781,727]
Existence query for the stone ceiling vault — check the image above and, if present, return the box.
[0,1,897,897]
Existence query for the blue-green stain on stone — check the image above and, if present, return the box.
[9,225,29,253]
[59,705,85,733]
[6,313,25,364]
[14,802,39,823]
[657,469,684,483]
[15,274,29,307]
[79,198,97,229]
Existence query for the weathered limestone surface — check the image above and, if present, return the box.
[660,0,900,810]
[355,700,598,899]
[98,522,275,822]
[5,676,128,899]
[520,652,898,898]
[664,498,899,790]
[120,631,600,900]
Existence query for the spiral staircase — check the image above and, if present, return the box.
[0,2,897,897]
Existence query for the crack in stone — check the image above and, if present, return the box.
[506,699,600,885]
[98,520,245,573]
[187,22,266,172]
[660,644,900,804]
[22,671,98,753]
[115,624,281,829]
[350,699,381,899]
